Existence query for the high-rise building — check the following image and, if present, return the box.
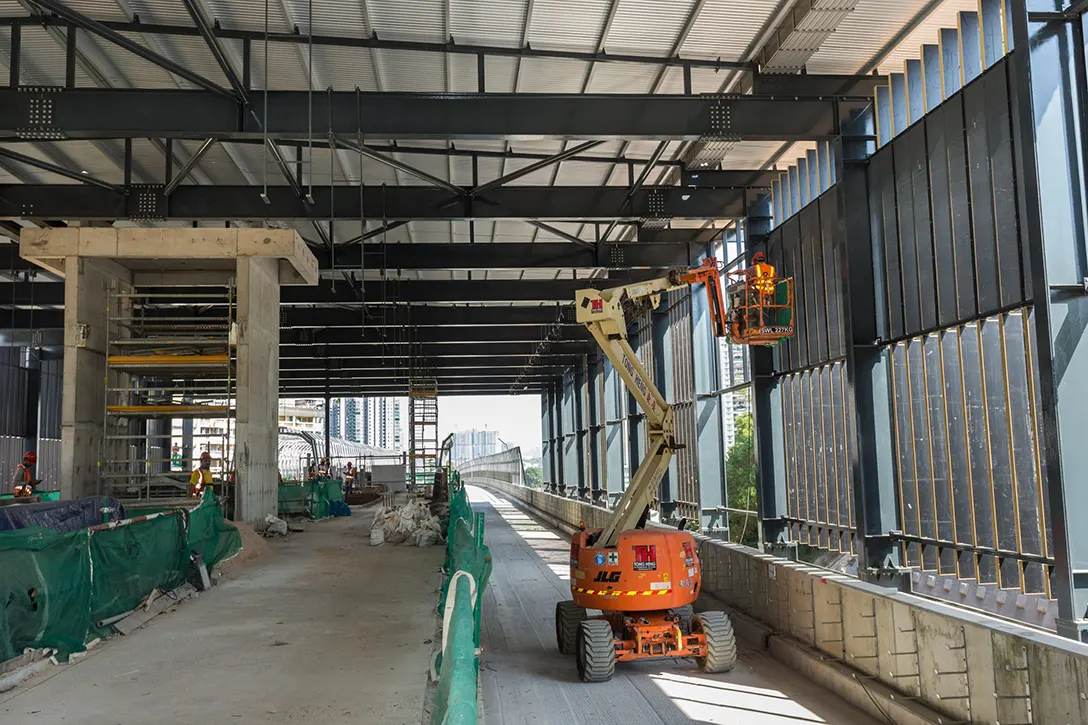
[361,397,403,451]
[718,340,752,450]
[276,397,403,451]
[451,429,498,465]
[328,398,342,439]
[278,398,325,435]
[343,398,360,442]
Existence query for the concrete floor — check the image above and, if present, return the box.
[472,486,880,725]
[0,508,443,725]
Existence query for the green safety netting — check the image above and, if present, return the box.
[0,494,241,662]
[775,280,794,327]
[431,483,491,725]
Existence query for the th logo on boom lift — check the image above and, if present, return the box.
[590,298,603,313]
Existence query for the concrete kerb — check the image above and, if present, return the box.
[468,478,1088,725]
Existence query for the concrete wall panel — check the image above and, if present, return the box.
[468,477,1088,725]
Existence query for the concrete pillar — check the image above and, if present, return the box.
[60,257,132,500]
[234,256,280,524]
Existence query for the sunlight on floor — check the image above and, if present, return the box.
[468,486,570,580]
[648,672,828,724]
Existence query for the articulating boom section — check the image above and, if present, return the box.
[574,258,727,548]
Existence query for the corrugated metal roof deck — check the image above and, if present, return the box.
[0,0,966,252]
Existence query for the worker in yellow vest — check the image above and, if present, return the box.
[189,451,214,498]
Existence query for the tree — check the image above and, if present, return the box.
[725,413,759,547]
[524,465,543,488]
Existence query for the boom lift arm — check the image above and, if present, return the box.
[574,258,727,549]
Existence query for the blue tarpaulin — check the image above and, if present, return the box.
[0,497,125,533]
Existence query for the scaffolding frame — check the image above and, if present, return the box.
[408,379,438,492]
[100,285,236,502]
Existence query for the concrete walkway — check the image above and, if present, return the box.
[472,486,879,725]
[1,508,443,725]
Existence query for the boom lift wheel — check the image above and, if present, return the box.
[555,600,587,655]
[692,611,737,673]
[575,619,616,682]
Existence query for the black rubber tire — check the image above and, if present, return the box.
[555,600,587,655]
[693,611,737,674]
[575,619,617,682]
[670,604,695,634]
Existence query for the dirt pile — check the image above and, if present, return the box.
[216,521,274,577]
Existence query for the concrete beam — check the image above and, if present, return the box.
[19,227,318,286]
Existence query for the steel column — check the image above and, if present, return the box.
[837,131,902,582]
[586,353,603,503]
[574,360,589,499]
[602,357,625,502]
[651,305,676,520]
[1009,0,1088,641]
[561,368,579,497]
[541,389,554,489]
[691,249,728,537]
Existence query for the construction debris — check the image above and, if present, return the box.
[263,514,289,537]
[112,584,197,636]
[0,649,55,694]
[370,500,446,547]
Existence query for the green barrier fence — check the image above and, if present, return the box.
[0,494,241,663]
[277,479,345,519]
[431,478,491,725]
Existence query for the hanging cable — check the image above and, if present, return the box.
[356,86,366,329]
[306,0,314,204]
[380,186,388,368]
[261,0,269,202]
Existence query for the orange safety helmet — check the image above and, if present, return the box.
[23,451,36,465]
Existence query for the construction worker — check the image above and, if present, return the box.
[748,252,777,295]
[189,451,214,498]
[11,451,38,497]
[344,461,356,491]
[317,458,329,478]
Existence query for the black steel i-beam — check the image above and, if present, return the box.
[144,305,575,329]
[279,325,585,345]
[0,184,749,221]
[0,88,839,141]
[0,276,644,307]
[280,341,588,358]
[309,242,697,269]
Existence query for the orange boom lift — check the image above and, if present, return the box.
[557,256,793,682]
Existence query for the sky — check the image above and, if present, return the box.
[438,394,542,459]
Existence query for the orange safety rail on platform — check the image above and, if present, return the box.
[107,354,230,367]
[724,269,795,347]
[106,405,231,415]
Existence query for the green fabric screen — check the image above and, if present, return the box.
[0,494,241,662]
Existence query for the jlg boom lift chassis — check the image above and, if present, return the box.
[555,256,793,682]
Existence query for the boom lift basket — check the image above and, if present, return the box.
[724,255,795,346]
